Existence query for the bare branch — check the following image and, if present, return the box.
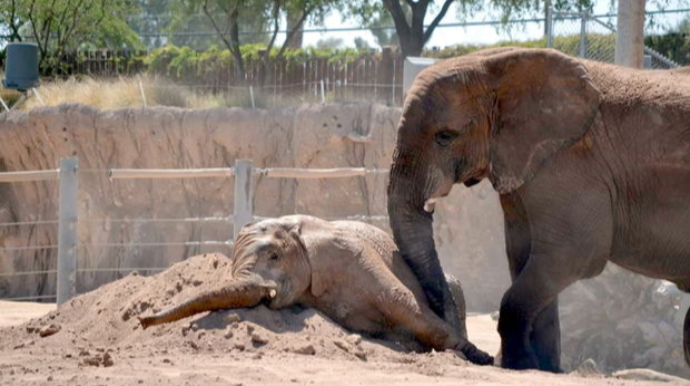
[265,0,281,53]
[383,0,411,37]
[424,0,455,43]
[202,0,235,52]
[278,3,316,58]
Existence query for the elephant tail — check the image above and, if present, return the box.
[138,276,276,329]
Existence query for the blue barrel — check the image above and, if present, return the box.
[3,43,40,91]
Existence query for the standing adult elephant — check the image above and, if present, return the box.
[387,47,690,372]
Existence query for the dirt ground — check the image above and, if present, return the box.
[0,253,687,386]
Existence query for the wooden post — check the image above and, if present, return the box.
[615,0,645,68]
[233,160,253,240]
[57,158,79,305]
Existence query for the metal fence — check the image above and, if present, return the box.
[546,8,680,69]
[0,158,388,304]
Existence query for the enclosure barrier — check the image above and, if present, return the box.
[546,8,679,69]
[0,158,389,304]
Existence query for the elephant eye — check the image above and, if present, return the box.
[435,130,459,147]
[269,252,279,261]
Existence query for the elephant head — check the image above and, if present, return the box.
[387,48,600,326]
[139,218,314,329]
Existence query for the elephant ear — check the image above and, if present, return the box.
[484,49,600,193]
[297,225,359,299]
[286,223,327,297]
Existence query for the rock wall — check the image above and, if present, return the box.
[0,103,688,376]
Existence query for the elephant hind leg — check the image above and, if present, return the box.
[685,308,690,367]
[673,280,690,366]
[376,285,493,365]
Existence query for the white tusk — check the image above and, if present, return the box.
[424,198,439,213]
[269,289,277,299]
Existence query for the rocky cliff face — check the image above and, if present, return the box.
[0,103,687,376]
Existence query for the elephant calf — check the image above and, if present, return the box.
[138,215,493,365]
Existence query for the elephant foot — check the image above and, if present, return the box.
[538,362,563,373]
[460,343,494,366]
[501,351,539,370]
[500,340,539,370]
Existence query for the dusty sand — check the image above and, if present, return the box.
[0,253,687,386]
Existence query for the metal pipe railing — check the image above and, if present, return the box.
[0,159,390,304]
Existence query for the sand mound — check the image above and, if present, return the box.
[0,253,453,365]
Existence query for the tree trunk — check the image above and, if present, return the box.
[228,6,246,83]
[285,9,304,49]
[615,0,645,68]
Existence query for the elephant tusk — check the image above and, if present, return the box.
[269,289,277,299]
[424,198,440,213]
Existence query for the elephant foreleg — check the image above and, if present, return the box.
[499,254,578,370]
[530,299,561,372]
[502,192,562,372]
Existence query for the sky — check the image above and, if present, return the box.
[294,0,688,49]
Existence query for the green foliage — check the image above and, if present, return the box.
[145,44,378,84]
[645,16,690,65]
[12,0,141,51]
[424,33,616,59]
[1,0,142,76]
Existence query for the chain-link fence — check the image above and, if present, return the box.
[547,8,680,69]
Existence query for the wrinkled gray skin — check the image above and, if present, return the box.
[387,47,690,372]
[139,215,493,365]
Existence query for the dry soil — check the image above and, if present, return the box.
[0,253,687,386]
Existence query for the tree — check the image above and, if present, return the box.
[129,0,171,49]
[344,0,463,56]
[5,0,141,70]
[365,3,407,48]
[343,0,603,57]
[168,0,337,82]
[0,0,23,43]
[316,36,344,48]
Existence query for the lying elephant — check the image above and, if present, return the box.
[138,215,493,365]
[386,46,690,371]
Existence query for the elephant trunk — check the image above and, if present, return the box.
[387,150,463,334]
[139,275,276,329]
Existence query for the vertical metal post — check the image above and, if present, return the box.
[320,79,326,104]
[233,160,253,240]
[57,158,78,305]
[579,11,588,58]
[391,58,396,106]
[643,54,652,69]
[0,95,9,112]
[31,88,46,106]
[137,75,147,108]
[546,7,554,48]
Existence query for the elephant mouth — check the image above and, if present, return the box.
[423,185,454,213]
[423,197,443,213]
